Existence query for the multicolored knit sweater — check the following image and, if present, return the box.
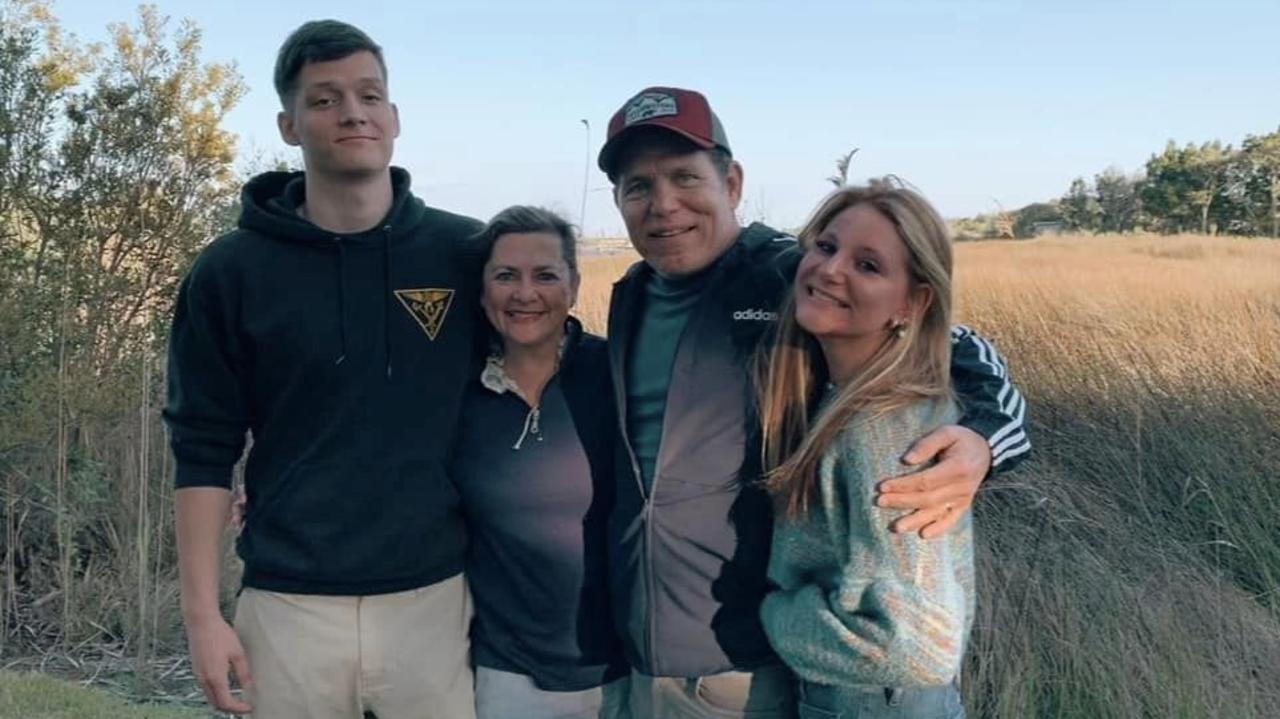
[760,397,973,688]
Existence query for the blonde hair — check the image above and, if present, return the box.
[756,178,955,519]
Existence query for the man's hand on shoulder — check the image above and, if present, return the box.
[185,613,253,714]
[875,424,991,539]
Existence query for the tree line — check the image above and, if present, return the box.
[1,0,242,667]
[953,130,1280,239]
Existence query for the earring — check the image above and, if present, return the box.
[890,319,908,339]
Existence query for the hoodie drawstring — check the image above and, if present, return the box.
[333,237,348,365]
[330,227,395,377]
[512,405,542,450]
[382,226,393,380]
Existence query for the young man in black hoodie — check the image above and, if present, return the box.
[166,21,481,718]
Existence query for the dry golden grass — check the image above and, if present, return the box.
[955,234,1280,397]
[946,235,1280,716]
[580,235,1280,353]
[578,235,1280,411]
[576,233,1280,717]
[575,253,637,334]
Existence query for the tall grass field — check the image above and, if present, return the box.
[577,234,1280,718]
[2,233,1276,718]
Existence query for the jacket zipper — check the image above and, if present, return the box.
[643,494,658,673]
[631,270,721,676]
[643,274,726,675]
[618,427,657,671]
[619,261,721,675]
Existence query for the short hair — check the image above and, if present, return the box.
[473,206,579,281]
[274,20,387,106]
[606,126,733,185]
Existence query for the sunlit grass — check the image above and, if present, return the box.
[577,233,1280,717]
[0,671,209,719]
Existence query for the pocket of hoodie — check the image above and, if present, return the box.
[246,458,460,578]
[240,460,344,576]
[385,459,463,555]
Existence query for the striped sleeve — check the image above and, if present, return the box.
[949,325,1031,471]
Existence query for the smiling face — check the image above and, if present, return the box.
[613,144,743,279]
[277,50,399,179]
[481,231,579,355]
[794,203,926,374]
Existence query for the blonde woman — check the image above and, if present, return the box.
[758,181,971,719]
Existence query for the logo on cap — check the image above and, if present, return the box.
[624,92,679,126]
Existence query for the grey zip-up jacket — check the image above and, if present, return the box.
[607,223,1029,678]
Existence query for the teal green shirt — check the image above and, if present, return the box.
[625,270,710,492]
[760,396,973,688]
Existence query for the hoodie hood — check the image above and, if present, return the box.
[236,166,433,376]
[238,166,427,244]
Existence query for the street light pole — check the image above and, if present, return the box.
[579,119,590,237]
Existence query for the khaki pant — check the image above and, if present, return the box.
[233,574,474,719]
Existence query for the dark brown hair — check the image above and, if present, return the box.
[274,20,387,106]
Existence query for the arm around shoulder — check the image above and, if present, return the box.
[949,325,1030,471]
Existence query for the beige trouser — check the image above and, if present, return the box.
[233,574,474,719]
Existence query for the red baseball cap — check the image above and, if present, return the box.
[597,87,732,176]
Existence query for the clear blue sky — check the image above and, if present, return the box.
[57,0,1280,236]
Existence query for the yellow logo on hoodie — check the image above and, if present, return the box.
[395,288,454,341]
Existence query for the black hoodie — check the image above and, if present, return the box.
[164,167,483,595]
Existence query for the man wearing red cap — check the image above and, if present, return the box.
[598,87,1029,718]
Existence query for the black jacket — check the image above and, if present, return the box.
[607,223,1030,677]
[454,319,626,690]
[164,167,483,596]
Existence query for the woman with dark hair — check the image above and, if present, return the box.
[758,181,971,719]
[452,206,628,719]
